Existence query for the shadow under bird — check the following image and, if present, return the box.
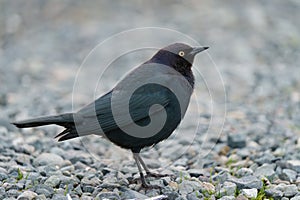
[13,43,209,188]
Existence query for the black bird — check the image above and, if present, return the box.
[13,43,208,188]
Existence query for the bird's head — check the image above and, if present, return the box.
[148,43,209,74]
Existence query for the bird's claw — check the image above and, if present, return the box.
[146,172,175,178]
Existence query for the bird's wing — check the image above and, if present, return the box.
[76,87,171,134]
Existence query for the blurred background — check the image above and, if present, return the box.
[1,0,300,167]
[0,0,300,198]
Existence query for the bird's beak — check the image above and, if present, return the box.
[189,46,209,56]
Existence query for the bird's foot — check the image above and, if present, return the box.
[146,171,175,178]
[128,176,162,189]
[141,182,161,189]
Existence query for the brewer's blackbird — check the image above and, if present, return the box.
[13,43,208,188]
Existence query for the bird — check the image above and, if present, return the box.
[12,43,209,188]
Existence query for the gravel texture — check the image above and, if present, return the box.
[1,0,300,199]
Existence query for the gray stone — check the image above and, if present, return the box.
[34,185,54,198]
[51,194,68,200]
[187,168,205,177]
[219,196,235,200]
[45,175,61,188]
[186,192,203,200]
[179,180,195,195]
[7,189,21,198]
[0,126,8,135]
[96,192,120,200]
[275,184,298,197]
[219,181,237,196]
[227,133,246,148]
[212,171,230,184]
[236,168,253,177]
[241,188,257,199]
[286,160,300,173]
[291,196,300,200]
[82,185,95,193]
[228,175,263,189]
[33,153,64,167]
[254,152,276,165]
[236,194,248,200]
[119,188,148,199]
[0,172,8,181]
[279,169,297,182]
[178,180,203,196]
[35,194,47,200]
[74,185,82,196]
[161,186,180,199]
[265,188,283,199]
[254,164,276,181]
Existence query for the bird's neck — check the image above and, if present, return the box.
[146,58,195,89]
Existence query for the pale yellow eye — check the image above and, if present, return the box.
[178,51,185,57]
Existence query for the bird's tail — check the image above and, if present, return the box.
[12,113,79,141]
[12,113,74,128]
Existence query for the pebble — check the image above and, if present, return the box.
[17,191,38,200]
[286,160,300,173]
[279,169,297,182]
[33,153,65,167]
[254,164,276,181]
[44,175,61,188]
[96,192,120,200]
[236,168,253,177]
[265,188,283,199]
[228,175,263,189]
[241,188,258,199]
[227,133,246,148]
[219,181,237,196]
[275,184,298,197]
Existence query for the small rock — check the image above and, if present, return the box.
[236,168,253,177]
[227,133,246,148]
[275,184,298,197]
[200,182,215,194]
[45,175,61,188]
[187,168,205,177]
[219,181,237,196]
[286,160,300,173]
[51,194,68,200]
[178,180,195,195]
[219,196,235,200]
[254,164,276,181]
[34,184,54,198]
[96,192,120,200]
[7,189,21,198]
[119,187,148,199]
[186,192,203,200]
[0,172,8,181]
[279,169,297,182]
[254,152,276,165]
[212,171,230,184]
[228,175,263,189]
[241,188,258,199]
[17,191,38,200]
[35,194,47,200]
[236,194,248,200]
[33,153,64,167]
[265,188,283,199]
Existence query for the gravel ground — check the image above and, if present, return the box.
[1,1,300,199]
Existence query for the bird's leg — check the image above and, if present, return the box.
[136,154,170,178]
[133,153,150,188]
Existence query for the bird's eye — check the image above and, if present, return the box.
[178,51,185,57]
